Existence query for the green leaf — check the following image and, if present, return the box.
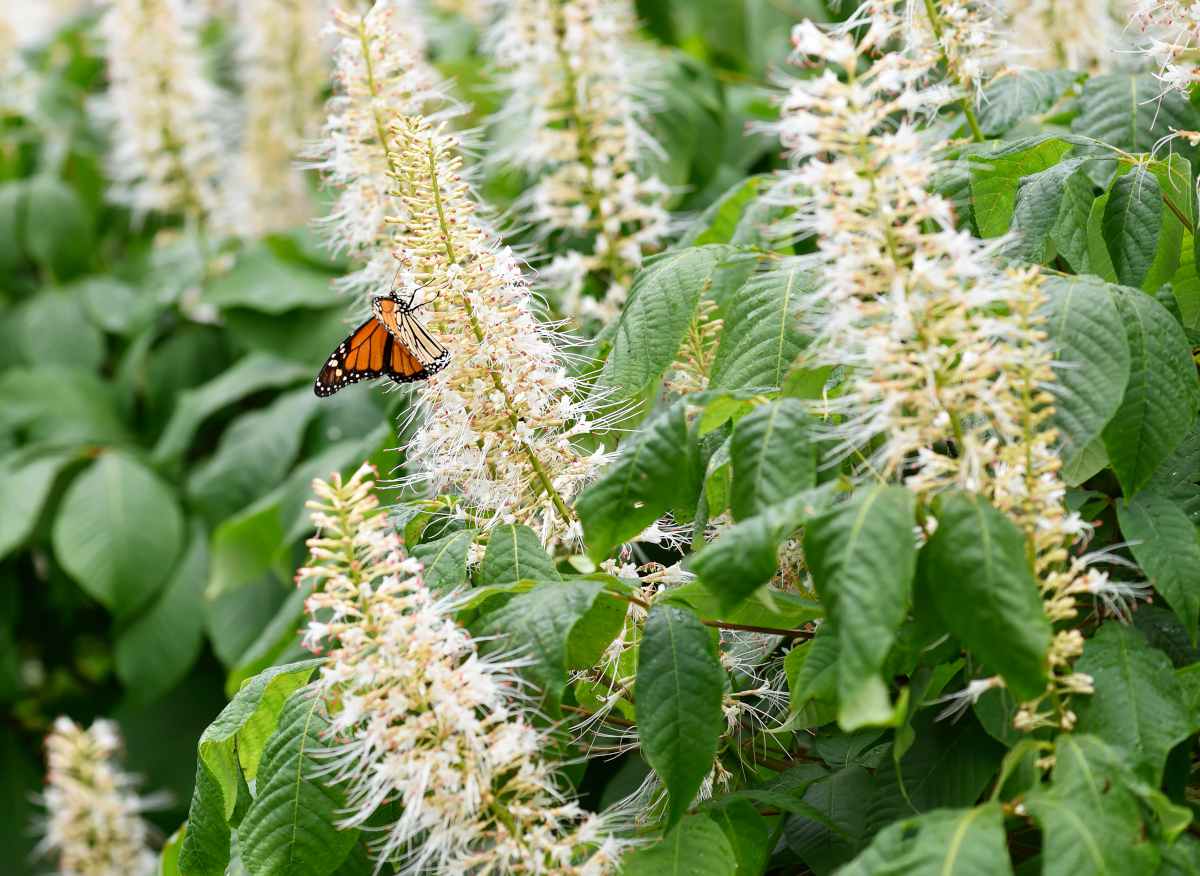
[783,764,874,871]
[18,288,104,373]
[636,603,725,828]
[969,136,1075,237]
[704,799,769,876]
[1009,158,1089,264]
[1026,735,1163,875]
[152,353,310,466]
[665,579,821,630]
[239,689,358,876]
[115,523,208,702]
[1102,286,1200,496]
[622,813,737,876]
[917,491,1051,701]
[1102,166,1168,289]
[23,175,93,279]
[577,401,699,563]
[1086,192,1118,282]
[77,276,146,335]
[1040,276,1130,473]
[207,492,289,603]
[0,448,74,560]
[729,399,817,520]
[52,452,184,618]
[977,70,1077,137]
[1072,74,1200,159]
[786,625,839,720]
[160,825,186,876]
[678,175,767,247]
[1118,491,1200,641]
[187,389,321,521]
[179,759,233,876]
[691,492,816,611]
[804,486,917,730]
[1050,161,1098,273]
[205,246,334,313]
[598,245,735,400]
[710,263,812,391]
[1074,623,1192,784]
[479,524,559,584]
[475,579,613,714]
[189,660,321,823]
[837,804,1012,876]
[0,366,130,446]
[411,529,475,591]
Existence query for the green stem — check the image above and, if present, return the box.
[424,140,576,524]
[358,16,403,183]
[920,0,985,143]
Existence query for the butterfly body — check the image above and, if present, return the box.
[314,293,449,397]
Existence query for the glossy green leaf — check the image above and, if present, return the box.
[917,491,1051,701]
[805,486,917,729]
[1102,286,1200,496]
[411,529,475,591]
[0,448,74,560]
[597,245,734,401]
[729,398,817,520]
[976,70,1077,137]
[636,603,725,828]
[838,804,1012,876]
[1026,735,1164,875]
[1074,623,1192,784]
[622,813,737,876]
[52,452,184,618]
[152,353,310,466]
[479,524,559,583]
[1118,491,1200,641]
[115,523,208,702]
[239,689,358,876]
[969,136,1075,237]
[577,401,699,562]
[475,578,613,714]
[710,262,812,391]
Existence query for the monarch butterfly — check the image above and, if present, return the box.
[313,292,450,397]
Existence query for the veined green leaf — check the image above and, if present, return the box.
[0,447,75,561]
[805,486,917,730]
[729,398,817,520]
[1102,166,1165,289]
[1072,74,1200,160]
[836,804,1012,876]
[411,529,475,591]
[622,813,737,875]
[239,689,358,876]
[969,136,1075,238]
[636,603,725,829]
[917,492,1051,701]
[1074,623,1192,784]
[977,70,1078,137]
[479,524,559,584]
[1118,491,1200,641]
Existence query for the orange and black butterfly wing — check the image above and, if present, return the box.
[313,316,393,397]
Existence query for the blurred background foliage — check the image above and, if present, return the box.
[0,0,820,862]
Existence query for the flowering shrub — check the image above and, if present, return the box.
[10,0,1200,873]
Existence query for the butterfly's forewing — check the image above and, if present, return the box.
[314,296,450,397]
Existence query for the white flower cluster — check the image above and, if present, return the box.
[385,115,612,543]
[1001,0,1128,71]
[774,19,1098,729]
[493,0,670,320]
[97,0,224,222]
[1131,0,1200,94]
[305,0,453,301]
[300,465,629,874]
[36,717,158,876]
[228,0,329,236]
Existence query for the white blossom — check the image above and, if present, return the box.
[35,718,160,876]
[300,465,631,874]
[97,0,225,223]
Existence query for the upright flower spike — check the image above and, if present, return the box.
[228,0,328,236]
[774,20,1095,729]
[36,718,158,876]
[492,0,670,322]
[306,0,453,300]
[97,0,224,223]
[385,115,609,544]
[300,466,631,873]
[1000,0,1128,70]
